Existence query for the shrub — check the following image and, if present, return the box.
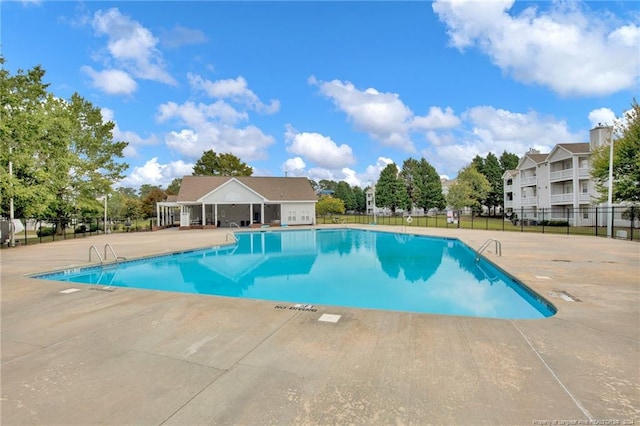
[539,220,569,227]
[36,226,56,237]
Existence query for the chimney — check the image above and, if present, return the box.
[590,123,613,151]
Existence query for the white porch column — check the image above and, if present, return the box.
[214,203,218,227]
[250,204,254,226]
[261,203,265,224]
[201,203,206,225]
[156,205,160,227]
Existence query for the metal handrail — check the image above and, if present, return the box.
[89,245,103,264]
[103,243,126,263]
[230,222,240,229]
[104,243,117,263]
[476,238,502,262]
[226,232,238,243]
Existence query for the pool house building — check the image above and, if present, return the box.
[157,176,318,229]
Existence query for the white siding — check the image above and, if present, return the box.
[281,202,316,225]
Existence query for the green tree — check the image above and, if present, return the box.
[446,180,474,212]
[448,166,491,214]
[192,150,253,176]
[318,179,338,192]
[1,64,127,233]
[471,152,515,215]
[117,187,138,198]
[401,157,445,212]
[141,187,167,218]
[166,178,182,195]
[352,185,366,213]
[123,197,143,220]
[591,100,640,203]
[400,158,419,210]
[0,59,128,232]
[0,58,51,218]
[139,184,162,200]
[316,195,345,216]
[376,163,410,214]
[334,181,356,211]
[481,152,503,215]
[499,151,520,171]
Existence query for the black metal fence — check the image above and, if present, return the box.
[0,216,161,247]
[2,206,638,247]
[317,206,639,241]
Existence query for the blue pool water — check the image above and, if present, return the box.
[34,229,555,319]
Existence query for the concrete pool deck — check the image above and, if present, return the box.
[1,225,638,425]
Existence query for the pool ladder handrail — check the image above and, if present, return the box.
[89,244,127,265]
[476,238,502,262]
[225,232,238,243]
[229,222,240,229]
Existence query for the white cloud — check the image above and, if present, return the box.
[340,168,360,187]
[284,125,355,169]
[188,73,280,114]
[433,0,640,96]
[160,24,208,48]
[157,100,247,126]
[412,106,461,130]
[282,157,307,176]
[162,123,274,162]
[310,77,415,151]
[91,8,177,87]
[364,157,394,179]
[117,157,193,188]
[588,108,616,128]
[82,66,137,95]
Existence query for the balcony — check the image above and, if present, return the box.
[549,168,573,182]
[504,200,513,208]
[521,197,537,206]
[520,176,537,186]
[550,193,574,204]
[578,167,590,178]
[578,193,591,203]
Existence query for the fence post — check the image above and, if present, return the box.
[630,206,635,241]
[566,208,570,235]
[542,208,545,234]
[611,206,615,238]
[595,207,598,237]
[520,207,524,232]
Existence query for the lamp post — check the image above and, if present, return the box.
[606,137,614,238]
[97,195,109,234]
[8,144,15,247]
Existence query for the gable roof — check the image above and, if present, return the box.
[516,152,549,170]
[527,153,549,163]
[177,176,317,203]
[555,143,590,154]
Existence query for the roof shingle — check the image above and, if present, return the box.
[177,176,317,203]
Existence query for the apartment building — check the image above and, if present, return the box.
[503,125,612,225]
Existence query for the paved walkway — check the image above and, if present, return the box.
[1,226,638,425]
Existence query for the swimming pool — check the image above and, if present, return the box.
[33,229,555,319]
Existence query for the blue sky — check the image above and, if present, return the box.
[2,1,639,189]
